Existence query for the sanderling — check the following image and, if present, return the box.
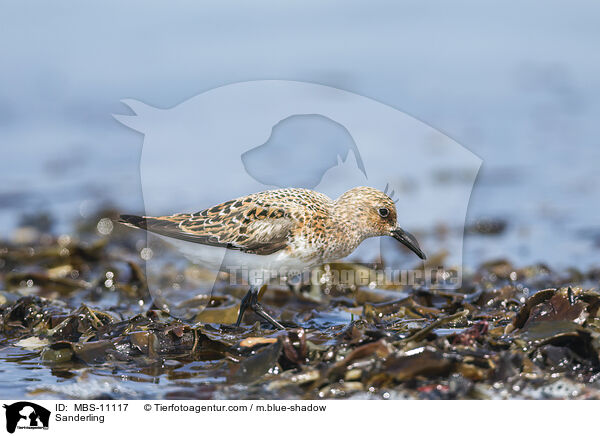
[120,186,425,329]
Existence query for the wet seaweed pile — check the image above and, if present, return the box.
[1,210,600,399]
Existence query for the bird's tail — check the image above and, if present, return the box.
[118,213,201,243]
[118,214,149,230]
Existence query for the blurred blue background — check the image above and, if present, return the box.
[1,0,599,269]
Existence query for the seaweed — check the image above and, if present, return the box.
[1,213,600,399]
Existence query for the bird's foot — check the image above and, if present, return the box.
[235,287,285,330]
[250,302,285,330]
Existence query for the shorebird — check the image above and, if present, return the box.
[119,186,425,329]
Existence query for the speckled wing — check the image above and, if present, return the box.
[119,198,294,255]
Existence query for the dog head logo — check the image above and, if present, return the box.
[3,402,50,433]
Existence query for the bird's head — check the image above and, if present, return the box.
[335,186,426,260]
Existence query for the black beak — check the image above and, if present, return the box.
[391,227,426,260]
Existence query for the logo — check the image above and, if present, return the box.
[3,402,50,433]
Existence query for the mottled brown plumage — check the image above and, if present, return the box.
[120,186,417,263]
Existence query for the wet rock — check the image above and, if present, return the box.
[384,348,456,381]
[230,339,283,383]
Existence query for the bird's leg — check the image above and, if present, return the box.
[235,286,285,330]
[235,287,254,327]
[250,290,285,330]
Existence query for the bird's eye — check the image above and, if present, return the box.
[378,208,389,218]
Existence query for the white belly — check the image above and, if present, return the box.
[166,237,317,287]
